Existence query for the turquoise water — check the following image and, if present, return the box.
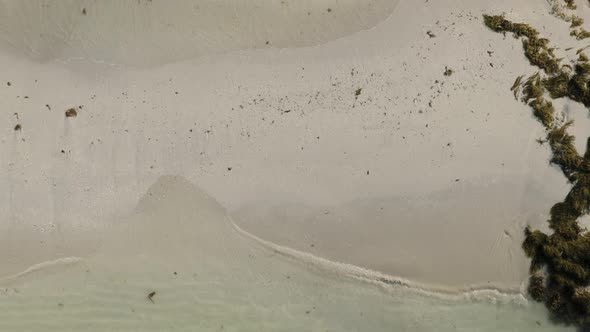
[0,177,575,331]
[0,249,574,332]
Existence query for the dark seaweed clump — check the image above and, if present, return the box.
[484,14,590,330]
[65,108,77,118]
[565,0,577,10]
[483,15,560,74]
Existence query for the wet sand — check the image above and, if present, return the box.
[0,176,574,331]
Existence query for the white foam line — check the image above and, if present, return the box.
[0,257,82,284]
[229,217,529,306]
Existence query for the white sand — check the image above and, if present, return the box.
[1,0,589,301]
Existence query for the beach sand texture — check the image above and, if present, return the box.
[1,0,590,330]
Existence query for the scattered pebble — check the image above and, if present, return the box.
[444,66,453,76]
[65,108,77,118]
[147,291,156,303]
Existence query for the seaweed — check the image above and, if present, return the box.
[529,274,547,301]
[564,0,577,10]
[511,74,524,91]
[547,121,584,181]
[443,66,453,76]
[483,15,560,74]
[523,38,561,74]
[544,72,570,99]
[571,16,585,28]
[484,14,590,330]
[147,291,156,303]
[511,74,525,99]
[522,73,544,101]
[571,29,590,40]
[529,97,555,129]
[483,15,538,39]
[549,0,582,29]
[65,108,77,118]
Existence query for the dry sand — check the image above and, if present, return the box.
[1,0,589,298]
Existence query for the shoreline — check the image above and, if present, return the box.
[231,174,566,290]
[1,0,588,313]
[231,216,528,303]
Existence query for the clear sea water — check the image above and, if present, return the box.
[0,177,576,332]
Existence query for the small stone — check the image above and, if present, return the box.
[65,108,77,118]
[147,291,156,303]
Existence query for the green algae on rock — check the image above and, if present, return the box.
[484,13,590,329]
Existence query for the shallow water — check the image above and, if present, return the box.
[0,269,575,332]
[0,176,575,331]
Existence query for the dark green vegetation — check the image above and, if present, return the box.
[65,108,77,118]
[443,66,453,76]
[571,29,590,40]
[484,13,590,330]
[483,15,560,74]
[565,0,577,10]
[147,291,156,303]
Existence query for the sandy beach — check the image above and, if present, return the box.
[1,0,590,330]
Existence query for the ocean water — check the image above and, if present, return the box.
[0,266,574,332]
[0,176,575,331]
